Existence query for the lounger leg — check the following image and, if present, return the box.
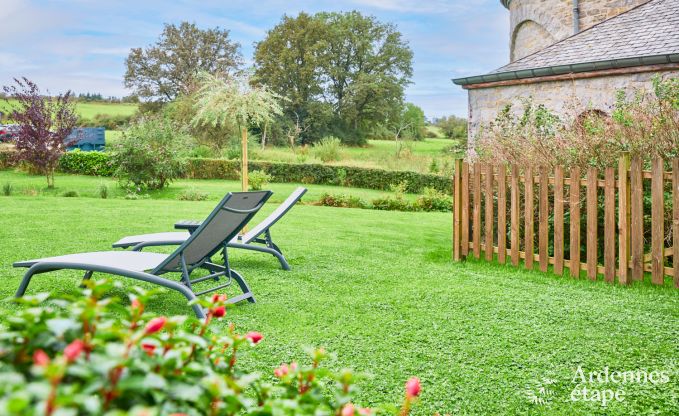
[229,242,291,271]
[230,269,256,303]
[15,266,38,297]
[79,270,94,288]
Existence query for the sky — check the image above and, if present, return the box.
[0,0,509,119]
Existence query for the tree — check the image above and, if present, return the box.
[399,103,426,140]
[124,22,242,102]
[435,115,468,140]
[254,11,413,145]
[191,72,283,190]
[2,77,79,188]
[318,12,413,143]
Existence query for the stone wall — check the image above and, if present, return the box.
[466,70,679,142]
[507,0,651,62]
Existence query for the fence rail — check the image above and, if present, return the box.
[452,156,679,288]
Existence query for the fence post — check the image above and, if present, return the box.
[651,158,664,284]
[485,164,494,261]
[673,159,679,288]
[539,167,549,272]
[461,162,470,257]
[497,166,507,264]
[630,157,644,280]
[511,165,520,266]
[525,167,534,270]
[554,166,565,275]
[453,159,462,261]
[570,167,581,278]
[586,167,598,280]
[618,154,631,284]
[473,164,482,259]
[604,167,616,283]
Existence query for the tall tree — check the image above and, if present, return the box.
[254,11,413,145]
[318,11,413,143]
[2,78,79,188]
[125,22,242,102]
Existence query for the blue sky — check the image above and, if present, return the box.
[0,0,509,118]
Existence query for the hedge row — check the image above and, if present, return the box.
[4,150,453,195]
[185,158,453,194]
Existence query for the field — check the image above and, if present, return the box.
[0,179,677,415]
[0,99,138,119]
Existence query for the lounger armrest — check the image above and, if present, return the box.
[175,220,202,231]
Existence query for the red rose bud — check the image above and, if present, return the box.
[341,403,355,416]
[245,331,263,344]
[33,349,50,367]
[290,361,298,371]
[211,305,226,318]
[211,293,227,303]
[405,377,421,398]
[144,317,167,334]
[131,298,143,311]
[64,339,85,362]
[141,342,156,356]
[359,408,372,416]
[274,363,289,378]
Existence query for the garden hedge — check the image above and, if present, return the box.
[4,150,453,194]
[185,158,453,194]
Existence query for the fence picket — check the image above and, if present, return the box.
[554,166,565,275]
[630,157,643,280]
[511,165,520,266]
[651,158,664,284]
[539,167,549,272]
[570,167,581,278]
[525,167,534,270]
[473,164,481,259]
[618,155,630,284]
[674,159,679,288]
[497,166,507,264]
[453,159,462,261]
[604,168,616,283]
[485,164,494,261]
[587,167,598,280]
[461,162,469,257]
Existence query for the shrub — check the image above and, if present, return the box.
[185,159,452,194]
[79,113,134,130]
[248,170,272,190]
[58,150,114,176]
[98,183,108,199]
[0,281,422,415]
[2,182,12,196]
[111,117,190,191]
[177,188,209,201]
[188,144,217,158]
[312,136,342,162]
[61,190,79,197]
[414,187,452,212]
[318,193,370,209]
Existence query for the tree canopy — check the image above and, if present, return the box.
[124,22,243,102]
[254,11,413,145]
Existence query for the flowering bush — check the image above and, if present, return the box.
[0,281,421,415]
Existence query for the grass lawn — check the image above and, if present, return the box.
[0,193,676,415]
[0,170,415,203]
[0,99,138,119]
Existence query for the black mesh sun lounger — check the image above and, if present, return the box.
[14,191,273,318]
[112,187,307,270]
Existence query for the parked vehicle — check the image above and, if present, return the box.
[0,124,19,143]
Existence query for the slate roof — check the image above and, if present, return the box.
[454,0,679,85]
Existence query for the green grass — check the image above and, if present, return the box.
[0,194,676,415]
[0,99,138,119]
[0,170,416,203]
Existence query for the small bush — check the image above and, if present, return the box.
[2,182,12,196]
[61,190,79,197]
[177,188,209,201]
[58,150,114,176]
[0,281,423,415]
[98,183,108,199]
[188,144,216,158]
[248,170,272,190]
[111,117,190,191]
[371,194,412,211]
[313,136,342,163]
[414,187,452,212]
[318,193,369,209]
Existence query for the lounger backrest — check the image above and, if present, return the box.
[154,191,272,273]
[241,187,307,244]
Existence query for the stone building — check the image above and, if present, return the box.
[453,0,679,142]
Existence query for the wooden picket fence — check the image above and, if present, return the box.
[452,156,679,288]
